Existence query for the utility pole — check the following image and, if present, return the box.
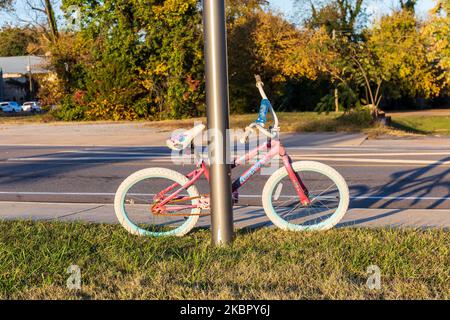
[0,67,4,101]
[27,56,33,99]
[202,0,234,246]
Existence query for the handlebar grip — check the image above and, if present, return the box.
[256,99,271,127]
[254,75,263,86]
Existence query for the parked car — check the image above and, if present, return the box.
[0,102,13,113]
[22,101,42,113]
[0,102,22,113]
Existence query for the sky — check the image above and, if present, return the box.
[269,0,437,21]
[0,0,439,27]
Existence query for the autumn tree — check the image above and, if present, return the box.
[0,0,60,43]
[0,27,41,56]
[422,0,450,92]
[369,10,442,102]
[297,0,368,33]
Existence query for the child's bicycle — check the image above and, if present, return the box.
[114,76,350,237]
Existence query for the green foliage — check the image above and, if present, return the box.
[337,105,372,125]
[0,27,41,56]
[57,0,204,120]
[52,96,86,121]
[30,0,449,121]
[368,10,442,99]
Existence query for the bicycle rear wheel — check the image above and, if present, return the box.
[262,161,349,231]
[114,168,201,237]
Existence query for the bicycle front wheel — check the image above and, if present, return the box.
[262,161,349,231]
[114,168,201,237]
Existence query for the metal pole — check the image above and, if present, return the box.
[27,56,33,99]
[203,0,234,245]
[0,68,3,101]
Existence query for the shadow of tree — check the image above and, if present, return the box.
[350,156,450,210]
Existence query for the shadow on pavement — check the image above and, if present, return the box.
[350,156,450,210]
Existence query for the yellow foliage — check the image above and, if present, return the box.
[422,2,450,88]
[252,11,320,81]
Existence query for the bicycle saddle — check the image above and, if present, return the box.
[166,124,206,151]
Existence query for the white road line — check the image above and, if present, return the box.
[0,191,448,201]
[7,156,174,161]
[7,155,450,165]
[352,196,450,201]
[293,157,450,165]
[294,152,450,157]
[0,191,116,196]
[59,150,170,156]
[56,150,450,157]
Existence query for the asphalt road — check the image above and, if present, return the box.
[1,144,449,210]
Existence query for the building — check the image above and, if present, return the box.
[0,56,50,103]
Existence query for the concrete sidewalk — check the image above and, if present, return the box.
[0,123,170,147]
[0,202,448,229]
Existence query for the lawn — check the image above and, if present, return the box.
[147,112,373,133]
[146,111,450,137]
[392,115,450,135]
[0,220,448,300]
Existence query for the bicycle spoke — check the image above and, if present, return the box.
[268,165,345,229]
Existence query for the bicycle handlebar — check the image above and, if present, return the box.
[238,75,280,143]
[239,122,278,144]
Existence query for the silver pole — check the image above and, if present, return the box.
[203,0,234,245]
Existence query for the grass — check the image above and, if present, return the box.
[1,111,449,137]
[392,115,450,136]
[147,112,372,132]
[146,111,432,138]
[0,220,448,300]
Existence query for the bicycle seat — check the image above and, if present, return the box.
[166,124,206,151]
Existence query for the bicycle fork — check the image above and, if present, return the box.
[279,146,311,206]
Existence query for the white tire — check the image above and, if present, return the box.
[114,168,200,237]
[262,161,350,231]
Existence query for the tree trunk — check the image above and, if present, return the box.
[44,0,59,41]
[334,88,339,112]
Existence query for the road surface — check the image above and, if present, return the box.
[0,123,449,229]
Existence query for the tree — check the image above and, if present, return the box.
[305,9,444,118]
[55,0,205,120]
[399,0,417,12]
[0,0,12,9]
[422,0,450,91]
[0,27,41,56]
[368,10,442,101]
[227,8,321,113]
[1,0,60,43]
[297,0,367,33]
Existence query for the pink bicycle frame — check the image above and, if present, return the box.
[152,139,311,215]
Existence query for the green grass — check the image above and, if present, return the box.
[145,111,372,132]
[0,220,448,300]
[0,113,56,124]
[392,115,450,135]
